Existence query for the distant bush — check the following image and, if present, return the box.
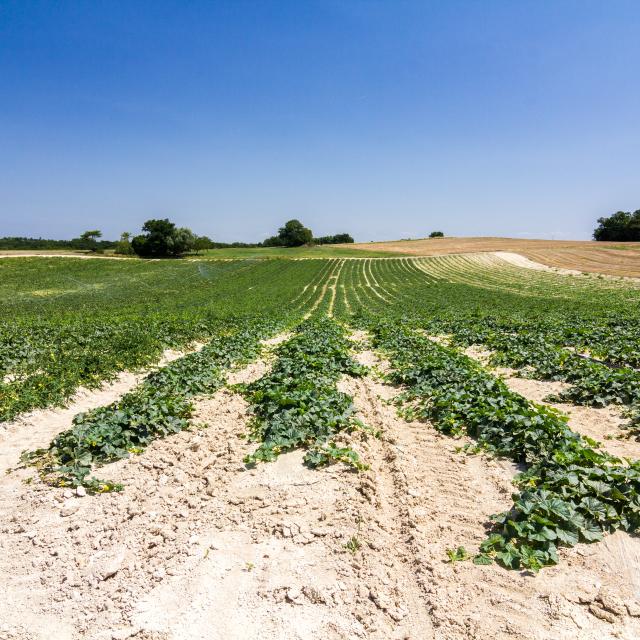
[114,232,134,255]
[0,235,116,251]
[593,210,640,241]
[314,233,354,245]
[131,219,196,258]
[429,231,445,238]
[261,220,354,247]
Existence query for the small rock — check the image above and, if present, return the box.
[370,589,393,611]
[63,490,73,499]
[626,600,640,617]
[153,567,166,580]
[76,486,87,497]
[60,504,80,518]
[389,607,407,622]
[91,549,127,580]
[160,528,176,541]
[302,585,326,604]
[64,571,81,587]
[286,587,303,604]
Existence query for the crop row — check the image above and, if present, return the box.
[0,317,220,423]
[370,321,640,571]
[430,315,640,372]
[24,320,277,492]
[241,317,369,469]
[440,322,640,408]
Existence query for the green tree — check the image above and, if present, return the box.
[77,229,102,252]
[314,233,354,245]
[131,219,195,257]
[593,211,640,241]
[262,235,283,247]
[114,232,134,255]
[429,231,444,238]
[277,219,313,247]
[192,235,214,254]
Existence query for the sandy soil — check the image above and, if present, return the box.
[502,377,640,460]
[340,349,640,639]
[494,251,581,275]
[0,252,128,260]
[2,343,640,639]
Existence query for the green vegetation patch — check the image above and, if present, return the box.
[242,317,369,469]
[23,321,274,492]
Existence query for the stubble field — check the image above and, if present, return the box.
[350,237,640,278]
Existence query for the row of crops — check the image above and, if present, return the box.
[3,254,640,571]
[369,322,640,570]
[24,320,278,491]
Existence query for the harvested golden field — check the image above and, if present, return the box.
[350,237,640,278]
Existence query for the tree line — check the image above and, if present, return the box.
[0,231,116,252]
[0,218,355,257]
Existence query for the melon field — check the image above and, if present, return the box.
[1,252,640,639]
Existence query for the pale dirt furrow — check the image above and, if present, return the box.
[338,341,640,640]
[304,259,340,317]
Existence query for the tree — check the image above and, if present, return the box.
[593,210,640,241]
[80,230,102,242]
[332,233,354,244]
[114,232,134,255]
[192,235,214,254]
[314,233,354,245]
[77,229,102,252]
[131,218,196,257]
[277,219,313,247]
[173,227,196,254]
[429,231,444,238]
[262,235,283,247]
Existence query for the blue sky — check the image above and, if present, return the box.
[1,1,639,242]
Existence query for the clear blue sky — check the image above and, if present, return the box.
[1,1,639,242]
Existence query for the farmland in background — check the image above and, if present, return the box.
[350,236,640,277]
